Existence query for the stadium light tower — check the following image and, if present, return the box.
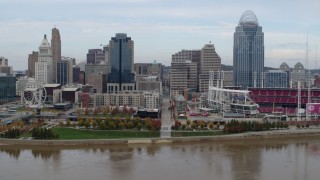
[306,35,311,121]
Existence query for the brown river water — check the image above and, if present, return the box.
[1,137,320,180]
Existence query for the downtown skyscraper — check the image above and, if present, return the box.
[233,10,264,89]
[107,33,135,93]
[170,50,197,98]
[27,51,38,78]
[51,27,61,83]
[35,35,52,84]
[199,44,221,93]
[170,44,221,99]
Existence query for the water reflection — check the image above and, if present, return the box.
[226,144,262,180]
[32,148,61,160]
[0,147,21,159]
[0,137,319,180]
[308,144,320,156]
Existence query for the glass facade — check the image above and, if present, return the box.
[233,10,264,89]
[57,61,69,85]
[107,33,134,90]
[0,76,16,103]
[264,71,289,88]
[73,66,80,83]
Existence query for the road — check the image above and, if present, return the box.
[0,112,32,125]
[160,95,173,137]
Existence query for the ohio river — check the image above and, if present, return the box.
[1,137,320,180]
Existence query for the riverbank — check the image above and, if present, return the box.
[1,128,320,146]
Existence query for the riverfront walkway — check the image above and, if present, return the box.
[160,96,172,137]
[1,127,320,146]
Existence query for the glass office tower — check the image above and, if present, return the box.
[107,33,134,92]
[233,10,264,89]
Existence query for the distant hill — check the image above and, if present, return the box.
[221,64,276,72]
[264,66,277,71]
[311,69,320,74]
[221,64,233,71]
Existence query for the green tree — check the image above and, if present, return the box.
[106,116,112,122]
[84,108,89,115]
[144,118,152,130]
[122,106,128,115]
[111,106,119,115]
[93,108,99,115]
[99,121,106,130]
[271,122,276,129]
[78,119,83,127]
[128,107,135,115]
[191,122,197,129]
[200,122,206,129]
[1,128,20,138]
[17,120,24,128]
[208,122,214,129]
[66,119,71,127]
[109,121,116,129]
[126,121,133,129]
[76,109,83,116]
[115,117,121,122]
[133,117,140,127]
[125,116,131,122]
[186,120,191,126]
[216,121,220,129]
[137,122,143,130]
[32,128,58,139]
[85,119,91,129]
[92,121,97,128]
[119,122,125,129]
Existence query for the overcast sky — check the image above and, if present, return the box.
[0,0,319,70]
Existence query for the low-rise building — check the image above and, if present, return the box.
[62,87,80,103]
[76,90,161,109]
[264,70,289,88]
[143,91,160,109]
[104,91,143,107]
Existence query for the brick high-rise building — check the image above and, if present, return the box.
[86,49,107,64]
[134,61,163,81]
[199,44,221,93]
[170,50,197,99]
[0,57,8,66]
[27,51,38,77]
[0,56,12,76]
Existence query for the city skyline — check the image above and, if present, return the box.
[0,0,319,70]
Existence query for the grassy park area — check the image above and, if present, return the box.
[51,128,160,139]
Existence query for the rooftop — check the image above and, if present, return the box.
[44,84,61,88]
[63,87,80,91]
[239,10,259,26]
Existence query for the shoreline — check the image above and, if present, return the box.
[1,128,320,146]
